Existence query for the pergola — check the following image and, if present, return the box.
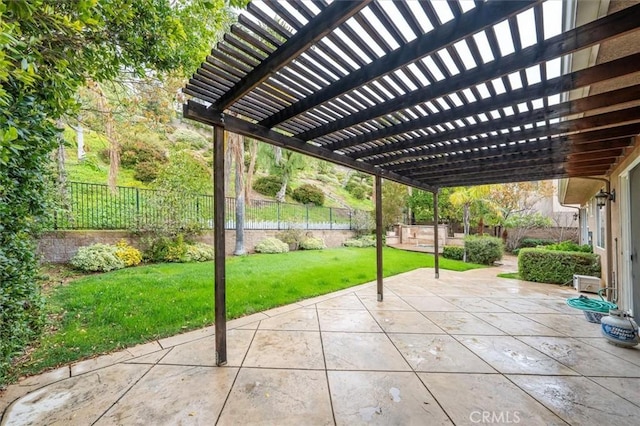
[183,0,640,365]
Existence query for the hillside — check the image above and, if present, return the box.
[60,119,374,212]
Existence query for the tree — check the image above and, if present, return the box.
[0,0,235,385]
[228,131,245,255]
[381,180,409,231]
[245,138,259,205]
[488,181,553,222]
[449,186,493,261]
[269,147,305,202]
[487,181,554,250]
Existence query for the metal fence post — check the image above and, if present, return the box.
[330,207,333,230]
[277,202,281,230]
[136,187,140,214]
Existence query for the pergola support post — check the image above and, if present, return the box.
[375,175,383,301]
[213,124,227,366]
[434,190,440,279]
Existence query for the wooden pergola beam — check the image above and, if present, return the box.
[386,138,567,172]
[363,106,640,166]
[427,169,569,187]
[299,4,640,144]
[409,154,568,180]
[211,0,371,110]
[322,58,640,152]
[258,1,538,129]
[184,100,435,192]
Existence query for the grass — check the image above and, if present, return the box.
[21,247,483,376]
[497,272,521,279]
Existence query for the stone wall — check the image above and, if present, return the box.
[38,229,356,263]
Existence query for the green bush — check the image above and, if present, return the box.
[276,228,304,250]
[345,180,370,200]
[343,235,376,248]
[253,175,290,197]
[182,243,214,262]
[70,243,126,272]
[299,237,326,250]
[1,233,46,386]
[292,184,325,206]
[545,241,592,253]
[464,236,504,265]
[518,248,601,284]
[133,161,159,182]
[519,238,555,248]
[142,235,213,263]
[119,140,165,168]
[443,246,464,261]
[255,237,289,254]
[171,128,208,149]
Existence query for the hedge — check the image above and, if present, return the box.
[464,236,504,265]
[442,246,464,261]
[519,238,555,248]
[545,241,592,253]
[518,248,601,284]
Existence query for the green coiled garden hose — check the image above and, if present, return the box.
[566,289,617,313]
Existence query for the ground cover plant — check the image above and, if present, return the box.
[18,247,483,378]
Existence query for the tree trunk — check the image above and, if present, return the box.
[463,203,470,262]
[224,136,233,195]
[275,172,288,203]
[231,132,246,255]
[89,80,119,192]
[55,119,71,217]
[76,122,85,160]
[56,119,66,189]
[245,139,258,205]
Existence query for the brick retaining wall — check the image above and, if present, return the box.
[37,229,356,263]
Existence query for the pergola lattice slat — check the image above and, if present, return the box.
[184,0,640,188]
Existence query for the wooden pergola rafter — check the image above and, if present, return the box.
[183,0,640,365]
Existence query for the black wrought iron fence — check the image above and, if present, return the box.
[49,181,361,231]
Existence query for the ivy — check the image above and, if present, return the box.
[0,0,236,386]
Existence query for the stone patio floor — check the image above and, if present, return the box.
[2,263,640,425]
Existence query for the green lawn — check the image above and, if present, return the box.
[22,247,483,375]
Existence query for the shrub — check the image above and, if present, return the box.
[276,228,304,250]
[443,246,464,261]
[299,237,326,250]
[519,248,601,284]
[343,238,364,247]
[133,161,159,182]
[464,236,504,265]
[182,243,214,262]
[343,235,376,248]
[143,235,172,263]
[253,175,289,197]
[345,180,370,200]
[164,234,189,262]
[351,210,375,237]
[255,237,289,254]
[115,240,142,267]
[171,128,208,149]
[545,241,592,253]
[119,140,165,168]
[70,243,126,272]
[292,184,325,206]
[519,238,555,249]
